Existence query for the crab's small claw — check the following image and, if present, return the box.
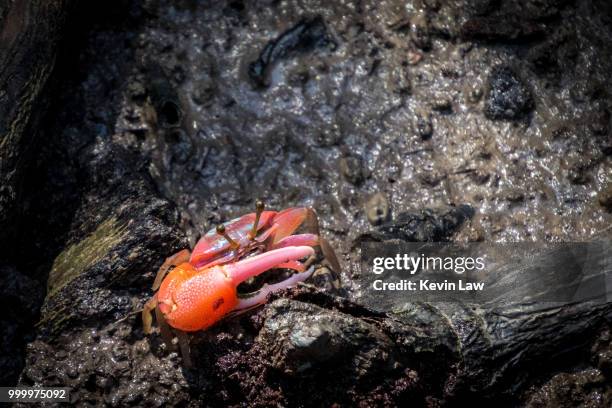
[235,266,314,312]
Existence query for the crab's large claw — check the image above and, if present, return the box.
[223,246,315,311]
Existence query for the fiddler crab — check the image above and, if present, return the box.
[142,200,340,337]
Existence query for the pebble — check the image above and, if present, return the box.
[365,192,390,225]
[340,154,366,185]
[484,65,534,121]
[414,110,433,139]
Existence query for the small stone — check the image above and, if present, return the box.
[414,111,433,140]
[127,81,147,103]
[191,78,216,106]
[432,96,452,113]
[568,166,591,185]
[466,84,483,103]
[407,50,423,65]
[598,187,612,212]
[365,192,390,225]
[339,154,366,185]
[316,125,342,147]
[311,267,341,292]
[410,13,431,51]
[484,66,534,121]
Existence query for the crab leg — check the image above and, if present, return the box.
[142,296,158,334]
[236,267,314,311]
[224,246,315,285]
[153,249,191,290]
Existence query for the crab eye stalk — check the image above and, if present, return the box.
[249,199,265,240]
[216,224,239,249]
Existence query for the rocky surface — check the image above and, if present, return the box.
[0,0,72,246]
[1,0,611,406]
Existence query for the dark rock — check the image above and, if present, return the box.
[37,143,186,336]
[460,17,546,42]
[18,136,188,405]
[484,66,534,121]
[568,165,592,185]
[257,299,397,376]
[0,0,73,247]
[0,265,44,386]
[146,65,184,128]
[359,205,475,243]
[244,297,444,406]
[525,369,611,408]
[454,0,565,42]
[248,16,336,87]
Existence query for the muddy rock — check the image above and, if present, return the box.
[0,0,73,246]
[524,327,612,407]
[237,295,459,406]
[37,142,187,335]
[18,137,188,405]
[484,66,534,121]
[525,369,611,408]
[0,265,43,386]
[257,299,396,376]
[359,205,475,243]
[248,16,336,87]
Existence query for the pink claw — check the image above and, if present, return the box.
[224,246,315,286]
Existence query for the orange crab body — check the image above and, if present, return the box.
[143,202,339,334]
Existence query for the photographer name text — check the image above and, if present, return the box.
[371,254,486,292]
